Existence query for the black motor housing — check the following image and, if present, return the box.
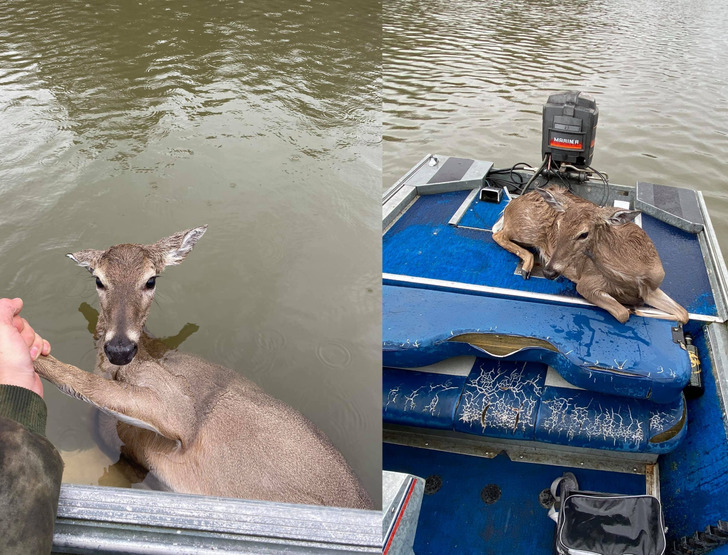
[542,91,598,167]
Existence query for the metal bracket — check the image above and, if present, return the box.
[672,324,686,349]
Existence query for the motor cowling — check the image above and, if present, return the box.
[542,91,598,168]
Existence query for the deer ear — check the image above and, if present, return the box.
[154,225,208,267]
[606,209,640,226]
[67,250,103,274]
[536,188,566,212]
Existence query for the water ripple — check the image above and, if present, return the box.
[384,0,728,234]
[0,0,382,505]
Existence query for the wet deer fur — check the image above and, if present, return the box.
[33,226,373,508]
[492,187,689,324]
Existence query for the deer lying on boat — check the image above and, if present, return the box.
[33,226,373,509]
[492,187,689,324]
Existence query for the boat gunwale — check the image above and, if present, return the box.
[696,190,728,321]
[53,484,381,554]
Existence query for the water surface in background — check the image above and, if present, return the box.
[0,0,381,506]
[384,0,728,254]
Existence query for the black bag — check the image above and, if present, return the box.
[549,473,667,555]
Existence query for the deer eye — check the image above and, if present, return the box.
[145,277,157,290]
[576,231,589,241]
[95,277,105,289]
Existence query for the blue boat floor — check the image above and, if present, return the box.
[383,190,717,317]
[659,329,728,541]
[383,442,646,555]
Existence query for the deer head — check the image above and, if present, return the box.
[68,226,207,366]
[537,188,639,280]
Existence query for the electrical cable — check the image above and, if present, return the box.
[588,165,610,206]
[549,166,570,191]
[487,162,535,194]
[521,155,549,195]
[489,163,528,186]
[487,174,521,194]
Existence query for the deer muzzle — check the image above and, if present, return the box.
[104,336,138,366]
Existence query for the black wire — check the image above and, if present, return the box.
[510,167,525,184]
[489,158,583,196]
[487,174,521,194]
[487,162,537,193]
[491,158,609,205]
[509,162,531,186]
[588,165,610,206]
[489,162,530,174]
[489,162,529,187]
[561,171,572,192]
[544,167,570,192]
[520,155,549,195]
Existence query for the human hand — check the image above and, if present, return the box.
[0,298,51,398]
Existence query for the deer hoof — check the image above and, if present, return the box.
[615,309,630,324]
[521,269,531,280]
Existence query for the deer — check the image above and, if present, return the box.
[492,186,689,324]
[32,226,373,509]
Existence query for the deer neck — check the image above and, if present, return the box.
[585,226,623,279]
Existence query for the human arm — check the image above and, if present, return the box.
[0,297,63,554]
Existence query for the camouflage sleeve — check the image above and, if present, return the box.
[0,385,64,554]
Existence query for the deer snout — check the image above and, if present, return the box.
[104,336,138,366]
[542,267,560,280]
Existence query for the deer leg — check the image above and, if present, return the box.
[644,288,690,324]
[93,408,123,458]
[576,281,631,323]
[34,355,188,446]
[493,231,535,279]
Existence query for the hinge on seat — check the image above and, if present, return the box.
[672,324,686,349]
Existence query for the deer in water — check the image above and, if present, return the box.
[492,187,689,324]
[33,226,373,509]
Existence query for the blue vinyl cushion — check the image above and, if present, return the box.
[383,285,691,404]
[383,358,686,454]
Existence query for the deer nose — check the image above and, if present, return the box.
[104,337,138,366]
[542,267,559,280]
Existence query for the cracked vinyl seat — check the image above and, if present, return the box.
[383,285,691,404]
[383,357,686,454]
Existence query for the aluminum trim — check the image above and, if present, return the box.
[697,191,728,321]
[383,154,433,204]
[448,187,480,226]
[383,425,656,474]
[53,484,381,554]
[382,476,414,549]
[383,273,722,323]
[383,185,417,230]
[414,181,481,195]
[381,472,423,555]
[646,463,661,500]
[707,323,728,442]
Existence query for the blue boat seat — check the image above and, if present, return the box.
[383,358,686,454]
[383,285,691,404]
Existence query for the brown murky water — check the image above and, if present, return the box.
[0,0,381,506]
[384,0,728,255]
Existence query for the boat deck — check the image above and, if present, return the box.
[384,188,718,319]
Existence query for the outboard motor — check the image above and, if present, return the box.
[542,91,599,168]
